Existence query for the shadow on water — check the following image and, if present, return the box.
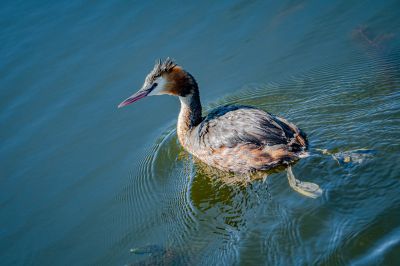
[123,46,400,265]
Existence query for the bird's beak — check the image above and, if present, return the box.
[118,89,150,108]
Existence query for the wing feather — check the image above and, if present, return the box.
[194,105,299,149]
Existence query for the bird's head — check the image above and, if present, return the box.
[118,58,197,108]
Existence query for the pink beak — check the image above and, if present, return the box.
[118,89,150,108]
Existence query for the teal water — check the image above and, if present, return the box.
[1,1,400,265]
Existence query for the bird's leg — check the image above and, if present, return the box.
[315,148,340,165]
[315,148,376,165]
[245,173,251,183]
[262,175,272,201]
[287,166,322,199]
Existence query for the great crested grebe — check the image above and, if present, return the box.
[118,58,322,198]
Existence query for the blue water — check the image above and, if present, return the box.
[1,1,400,265]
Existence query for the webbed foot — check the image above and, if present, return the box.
[316,148,376,165]
[287,166,322,199]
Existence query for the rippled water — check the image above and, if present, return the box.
[1,1,400,265]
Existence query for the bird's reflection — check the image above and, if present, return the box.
[185,156,286,231]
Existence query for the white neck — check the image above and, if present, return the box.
[177,93,202,146]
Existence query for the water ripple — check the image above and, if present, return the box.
[117,48,400,265]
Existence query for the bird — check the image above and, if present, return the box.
[118,58,322,198]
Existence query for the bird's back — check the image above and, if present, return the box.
[185,105,308,173]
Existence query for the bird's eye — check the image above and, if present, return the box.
[148,82,158,91]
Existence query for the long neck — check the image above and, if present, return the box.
[177,89,202,146]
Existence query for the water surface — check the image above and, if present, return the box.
[1,1,400,265]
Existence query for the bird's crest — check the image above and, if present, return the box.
[146,57,177,83]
